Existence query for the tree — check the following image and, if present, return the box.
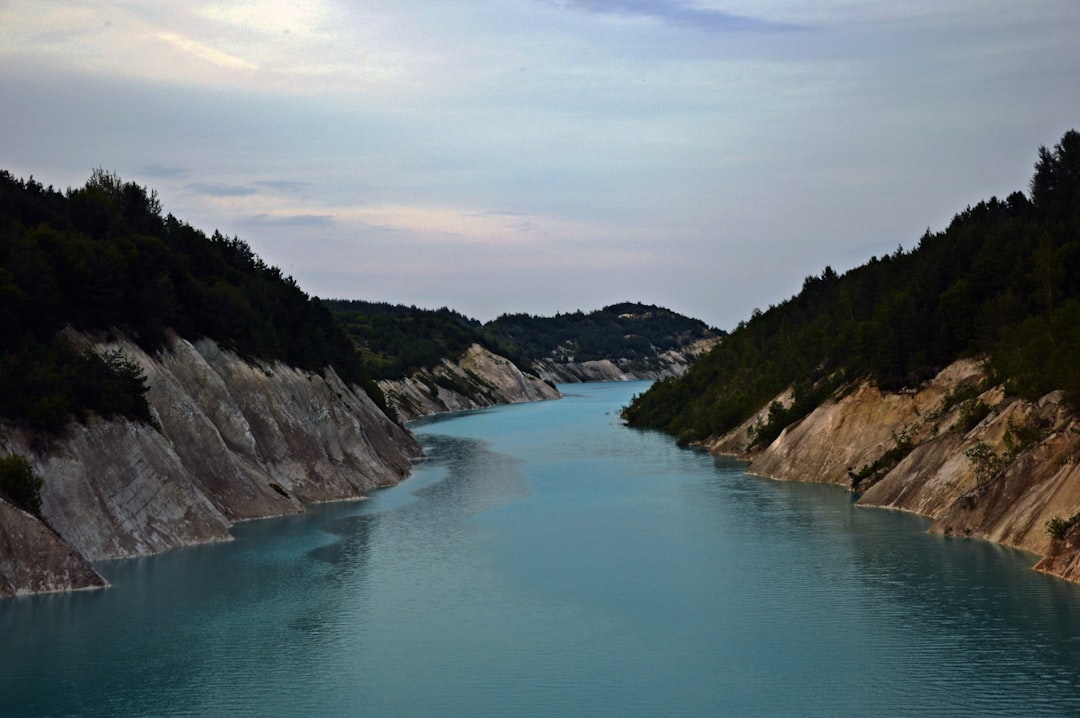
[1030,129,1080,210]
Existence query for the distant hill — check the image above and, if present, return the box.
[321,300,511,380]
[324,299,721,382]
[624,129,1080,446]
[484,302,721,374]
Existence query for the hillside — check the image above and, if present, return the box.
[325,299,720,419]
[625,130,1080,446]
[0,169,386,436]
[623,129,1080,582]
[484,302,721,377]
[0,170,424,595]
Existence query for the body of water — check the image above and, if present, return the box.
[4,381,1080,716]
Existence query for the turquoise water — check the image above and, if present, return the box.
[4,381,1080,716]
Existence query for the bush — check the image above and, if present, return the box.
[965,440,1006,485]
[0,454,43,518]
[956,398,992,433]
[1046,514,1078,540]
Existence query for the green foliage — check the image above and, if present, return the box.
[965,441,1007,486]
[0,169,380,430]
[937,379,984,415]
[0,454,42,518]
[956,399,993,433]
[0,337,152,434]
[484,302,719,372]
[1046,516,1071,540]
[1030,130,1080,213]
[748,373,847,448]
[625,130,1080,443]
[324,299,718,382]
[323,300,498,380]
[1003,414,1047,455]
[1046,513,1080,540]
[848,430,914,490]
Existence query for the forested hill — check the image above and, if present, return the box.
[623,129,1080,445]
[483,302,720,372]
[322,300,510,380]
[323,300,720,380]
[0,169,377,434]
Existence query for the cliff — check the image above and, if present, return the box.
[378,343,561,421]
[0,500,107,597]
[703,359,1080,582]
[532,338,717,384]
[0,331,421,595]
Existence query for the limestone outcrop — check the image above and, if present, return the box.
[0,332,422,595]
[378,343,561,421]
[0,499,107,597]
[533,338,718,384]
[703,358,1080,583]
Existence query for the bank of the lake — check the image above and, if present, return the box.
[3,381,1080,717]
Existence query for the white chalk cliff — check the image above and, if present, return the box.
[0,331,421,596]
[378,343,561,421]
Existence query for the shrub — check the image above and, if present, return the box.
[956,398,993,433]
[965,440,1006,485]
[0,454,43,518]
[1046,514,1079,540]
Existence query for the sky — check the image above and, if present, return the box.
[2,1,1080,330]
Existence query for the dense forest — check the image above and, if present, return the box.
[322,300,516,380]
[325,300,719,380]
[624,130,1080,446]
[484,302,719,370]
[0,169,379,434]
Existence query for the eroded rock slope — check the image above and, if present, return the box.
[0,332,421,595]
[533,337,719,384]
[378,343,561,421]
[704,358,1080,583]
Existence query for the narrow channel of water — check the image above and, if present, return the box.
[4,381,1080,716]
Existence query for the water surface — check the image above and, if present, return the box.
[4,381,1080,716]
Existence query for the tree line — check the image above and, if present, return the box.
[0,168,382,434]
[623,130,1080,445]
[484,302,720,371]
[324,299,720,380]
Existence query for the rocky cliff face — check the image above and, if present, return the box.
[703,359,1080,583]
[0,500,107,597]
[0,332,422,595]
[379,337,718,421]
[378,343,561,421]
[533,338,718,384]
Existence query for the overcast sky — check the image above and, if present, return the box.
[3,1,1079,329]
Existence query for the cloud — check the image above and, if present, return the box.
[194,1,335,39]
[551,0,807,32]
[155,31,258,71]
[138,164,188,178]
[187,182,259,197]
[254,180,309,193]
[238,213,335,228]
